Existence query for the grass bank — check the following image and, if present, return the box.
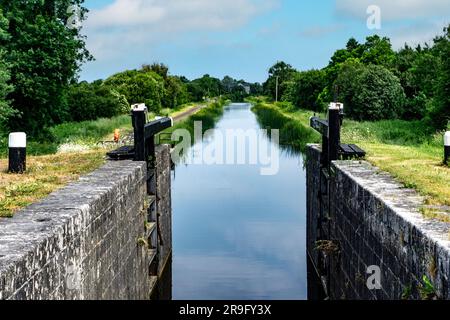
[0,151,105,217]
[0,102,201,157]
[250,98,449,219]
[251,102,320,152]
[160,98,228,145]
[0,102,208,217]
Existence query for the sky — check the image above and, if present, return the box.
[80,0,450,83]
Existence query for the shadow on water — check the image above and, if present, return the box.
[158,102,323,300]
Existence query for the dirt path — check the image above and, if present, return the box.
[172,104,204,123]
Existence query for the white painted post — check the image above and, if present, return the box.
[8,132,27,173]
[444,131,450,165]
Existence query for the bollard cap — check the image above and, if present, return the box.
[329,102,344,111]
[9,132,26,148]
[131,103,147,112]
[445,131,450,147]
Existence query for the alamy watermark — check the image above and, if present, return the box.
[367,265,382,290]
[171,121,280,176]
[66,5,82,30]
[66,262,82,291]
[367,5,381,30]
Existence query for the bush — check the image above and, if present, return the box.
[2,2,91,135]
[336,64,405,121]
[283,69,326,111]
[68,82,129,122]
[104,69,165,113]
[427,26,450,130]
[163,76,189,109]
[0,10,15,132]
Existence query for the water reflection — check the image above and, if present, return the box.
[170,103,308,300]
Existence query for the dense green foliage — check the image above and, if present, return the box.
[103,69,165,113]
[68,81,129,121]
[335,63,405,120]
[0,9,14,128]
[263,61,296,101]
[282,69,325,112]
[220,76,262,102]
[0,1,259,142]
[69,67,259,120]
[0,0,91,136]
[264,27,449,129]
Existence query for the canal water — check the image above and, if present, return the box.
[171,103,308,299]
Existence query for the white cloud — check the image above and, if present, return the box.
[83,0,278,59]
[388,20,448,49]
[336,0,450,20]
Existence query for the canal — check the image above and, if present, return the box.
[171,103,308,299]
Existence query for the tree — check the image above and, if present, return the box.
[221,76,236,94]
[337,64,405,121]
[392,45,418,98]
[1,0,92,135]
[361,35,395,66]
[0,8,15,129]
[322,35,395,104]
[104,69,165,113]
[283,69,326,111]
[333,59,364,111]
[67,81,128,122]
[428,24,450,129]
[188,74,221,101]
[142,63,169,80]
[163,76,189,109]
[263,61,296,100]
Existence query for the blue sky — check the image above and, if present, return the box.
[80,0,450,83]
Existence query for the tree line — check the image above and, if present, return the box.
[1,0,447,140]
[0,1,261,139]
[70,65,262,123]
[264,26,450,130]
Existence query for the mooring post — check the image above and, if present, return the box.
[8,132,27,174]
[444,131,450,165]
[328,104,341,164]
[132,104,147,162]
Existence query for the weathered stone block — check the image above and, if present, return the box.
[307,144,450,300]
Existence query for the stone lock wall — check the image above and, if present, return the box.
[306,144,450,300]
[0,145,172,300]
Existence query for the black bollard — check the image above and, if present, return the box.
[328,104,341,163]
[8,132,26,174]
[445,131,450,165]
[131,103,148,162]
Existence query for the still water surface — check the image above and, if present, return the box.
[171,103,307,299]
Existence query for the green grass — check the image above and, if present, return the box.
[0,103,207,217]
[0,150,106,217]
[252,102,319,152]
[0,114,134,157]
[160,98,228,144]
[0,102,204,157]
[249,98,450,216]
[50,114,133,145]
